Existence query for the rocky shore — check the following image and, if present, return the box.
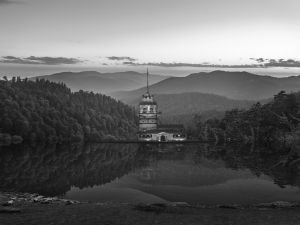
[1,192,80,206]
[1,192,300,225]
[0,192,80,214]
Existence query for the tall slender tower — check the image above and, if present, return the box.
[138,69,158,131]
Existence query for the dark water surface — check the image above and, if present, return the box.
[0,143,299,205]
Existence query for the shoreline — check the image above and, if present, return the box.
[2,191,300,209]
[0,191,300,211]
[1,191,300,225]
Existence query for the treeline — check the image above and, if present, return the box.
[0,77,137,144]
[193,91,300,144]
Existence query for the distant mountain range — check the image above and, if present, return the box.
[30,70,300,125]
[151,93,255,116]
[115,92,255,125]
[117,92,254,115]
[112,70,300,101]
[31,71,169,94]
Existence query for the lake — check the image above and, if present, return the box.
[0,143,299,205]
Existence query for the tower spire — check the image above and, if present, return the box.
[146,68,149,94]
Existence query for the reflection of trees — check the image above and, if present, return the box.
[198,144,300,189]
[0,143,198,196]
[0,143,144,196]
[0,143,299,196]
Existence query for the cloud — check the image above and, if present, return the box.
[250,57,266,63]
[0,56,83,65]
[123,61,262,68]
[250,58,300,67]
[124,58,300,68]
[0,0,12,3]
[123,61,135,65]
[265,59,300,67]
[107,56,137,61]
[0,0,22,5]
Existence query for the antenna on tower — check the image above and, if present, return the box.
[146,68,149,94]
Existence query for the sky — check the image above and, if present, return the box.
[0,0,300,77]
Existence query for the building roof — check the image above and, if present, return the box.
[138,124,185,134]
[139,101,157,105]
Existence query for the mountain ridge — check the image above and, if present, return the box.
[30,70,169,94]
[112,70,300,101]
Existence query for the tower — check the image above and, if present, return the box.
[138,69,158,131]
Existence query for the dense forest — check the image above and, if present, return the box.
[0,77,137,144]
[192,91,300,144]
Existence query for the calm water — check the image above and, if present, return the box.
[0,143,299,205]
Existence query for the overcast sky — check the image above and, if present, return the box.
[0,0,300,73]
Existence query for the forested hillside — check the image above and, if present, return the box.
[193,91,300,144]
[0,77,137,144]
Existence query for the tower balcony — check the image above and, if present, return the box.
[139,119,158,124]
[139,114,158,119]
[139,112,158,115]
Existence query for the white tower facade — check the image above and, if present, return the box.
[138,69,158,131]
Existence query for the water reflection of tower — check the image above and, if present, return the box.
[140,168,158,182]
[136,156,159,185]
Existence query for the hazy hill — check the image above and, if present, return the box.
[123,92,254,115]
[31,71,168,94]
[120,92,255,125]
[155,93,254,116]
[112,70,300,101]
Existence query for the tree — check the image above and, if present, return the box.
[0,78,137,144]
